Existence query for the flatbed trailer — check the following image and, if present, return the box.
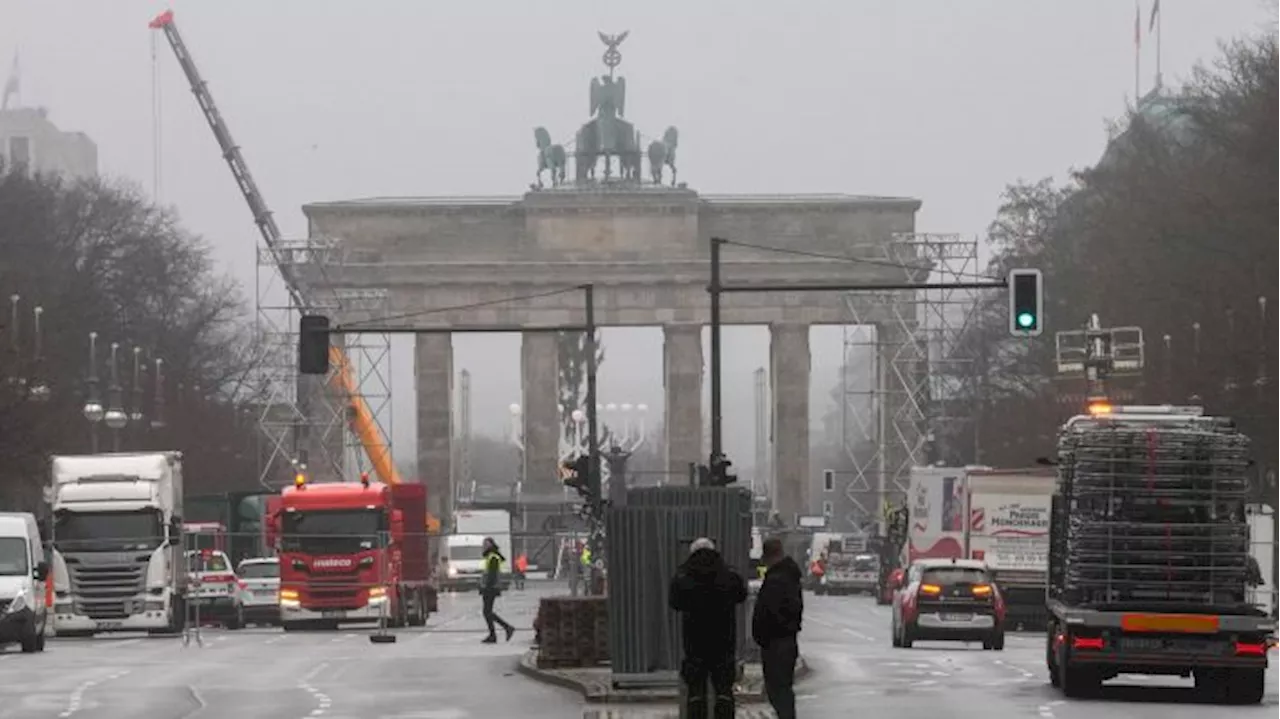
[1045,404,1276,704]
[1045,599,1275,702]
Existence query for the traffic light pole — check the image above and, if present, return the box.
[706,236,1008,489]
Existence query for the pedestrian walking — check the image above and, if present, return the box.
[479,537,515,644]
[752,537,803,719]
[668,537,747,719]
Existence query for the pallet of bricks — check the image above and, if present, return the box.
[536,596,609,668]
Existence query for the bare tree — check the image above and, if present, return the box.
[0,168,262,506]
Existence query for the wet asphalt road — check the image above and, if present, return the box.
[0,584,1274,718]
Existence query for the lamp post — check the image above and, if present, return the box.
[103,342,128,451]
[29,305,49,402]
[151,358,167,430]
[82,332,105,452]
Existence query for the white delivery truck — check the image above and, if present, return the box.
[442,509,511,591]
[49,452,186,636]
[963,468,1055,629]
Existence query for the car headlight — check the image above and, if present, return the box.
[5,593,27,614]
[448,566,458,577]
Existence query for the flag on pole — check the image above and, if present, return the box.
[1148,0,1161,33]
[1134,1,1142,48]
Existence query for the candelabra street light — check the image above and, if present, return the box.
[82,332,105,452]
[103,342,128,450]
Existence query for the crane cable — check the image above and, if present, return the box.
[150,31,163,202]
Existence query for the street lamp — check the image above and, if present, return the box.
[28,305,49,402]
[82,332,105,452]
[104,342,128,449]
[129,346,145,424]
[151,358,167,429]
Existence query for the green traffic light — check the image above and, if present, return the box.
[1016,312,1036,329]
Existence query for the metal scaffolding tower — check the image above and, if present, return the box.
[841,232,981,534]
[253,238,396,487]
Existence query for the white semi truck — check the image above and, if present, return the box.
[49,452,186,636]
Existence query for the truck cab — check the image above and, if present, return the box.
[49,453,185,637]
[277,478,430,630]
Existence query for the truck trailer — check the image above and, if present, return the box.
[1045,405,1275,704]
[276,477,434,630]
[49,452,187,636]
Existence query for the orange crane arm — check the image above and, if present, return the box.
[329,348,440,534]
[149,10,439,534]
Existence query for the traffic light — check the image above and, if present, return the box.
[708,454,737,487]
[299,314,331,374]
[560,455,592,497]
[1007,269,1043,337]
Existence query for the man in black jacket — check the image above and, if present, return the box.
[479,537,514,644]
[752,537,803,719]
[668,537,747,719]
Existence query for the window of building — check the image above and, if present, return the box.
[822,469,834,493]
[822,501,833,518]
[8,136,31,170]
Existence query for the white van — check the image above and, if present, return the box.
[0,512,49,653]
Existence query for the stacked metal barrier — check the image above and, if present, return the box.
[1053,415,1254,609]
[606,487,754,684]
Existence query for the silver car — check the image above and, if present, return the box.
[235,557,280,627]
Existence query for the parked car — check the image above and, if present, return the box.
[235,557,280,627]
[187,549,244,630]
[892,558,1005,650]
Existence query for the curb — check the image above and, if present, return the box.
[516,649,812,705]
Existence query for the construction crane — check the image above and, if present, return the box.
[149,9,440,534]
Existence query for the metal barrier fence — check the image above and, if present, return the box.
[606,487,754,685]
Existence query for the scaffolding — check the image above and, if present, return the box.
[253,237,395,487]
[841,232,981,535]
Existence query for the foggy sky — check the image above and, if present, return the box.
[2,0,1271,471]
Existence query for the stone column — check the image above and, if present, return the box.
[521,332,560,498]
[663,325,703,483]
[415,333,454,526]
[770,324,810,525]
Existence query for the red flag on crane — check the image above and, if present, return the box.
[148,10,174,29]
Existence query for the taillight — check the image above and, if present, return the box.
[1234,641,1267,656]
[919,583,942,595]
[1072,636,1105,651]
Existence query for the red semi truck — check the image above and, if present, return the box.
[276,476,435,630]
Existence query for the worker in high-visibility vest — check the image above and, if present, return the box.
[479,537,515,643]
[581,546,592,568]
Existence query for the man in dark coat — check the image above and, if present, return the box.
[479,537,514,644]
[752,537,803,719]
[668,537,748,719]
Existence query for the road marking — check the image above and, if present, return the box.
[298,665,333,719]
[58,670,130,718]
[176,685,207,719]
[1037,704,1056,719]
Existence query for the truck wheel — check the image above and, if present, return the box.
[984,629,1005,651]
[1225,668,1265,705]
[282,621,300,632]
[19,628,43,653]
[1059,661,1100,698]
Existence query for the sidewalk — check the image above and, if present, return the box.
[516,649,810,704]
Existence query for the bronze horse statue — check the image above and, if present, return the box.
[534,127,567,188]
[647,127,679,186]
